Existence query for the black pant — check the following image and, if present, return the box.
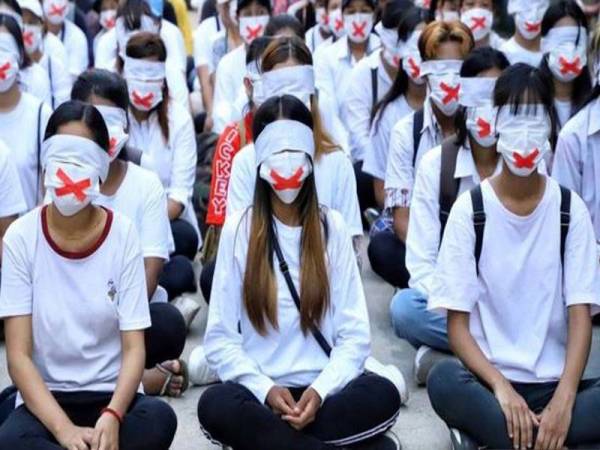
[353,161,376,230]
[146,302,187,369]
[428,359,600,449]
[0,392,177,450]
[171,218,198,260]
[159,255,197,300]
[198,373,401,450]
[199,258,216,304]
[367,231,410,288]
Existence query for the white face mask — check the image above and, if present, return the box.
[316,7,329,32]
[343,12,373,43]
[22,24,43,54]
[43,0,69,25]
[515,7,545,40]
[428,72,462,116]
[329,8,345,37]
[99,9,117,30]
[0,51,18,93]
[548,42,587,82]
[45,161,101,216]
[402,51,425,85]
[96,105,129,161]
[461,8,493,41]
[127,79,163,111]
[466,105,498,147]
[238,15,269,44]
[259,151,312,204]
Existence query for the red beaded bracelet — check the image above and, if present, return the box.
[101,407,123,425]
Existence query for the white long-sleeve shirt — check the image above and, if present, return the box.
[212,45,246,133]
[56,20,89,78]
[553,97,600,240]
[341,49,392,162]
[226,144,363,237]
[204,208,370,403]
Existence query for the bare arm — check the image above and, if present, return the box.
[197,65,214,132]
[168,199,184,221]
[0,215,17,263]
[392,207,409,242]
[144,257,165,300]
[373,179,384,210]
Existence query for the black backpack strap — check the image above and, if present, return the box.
[270,221,332,357]
[48,57,55,110]
[216,15,221,32]
[559,185,571,268]
[370,67,378,110]
[438,136,461,241]
[36,101,43,203]
[412,109,424,167]
[470,185,486,275]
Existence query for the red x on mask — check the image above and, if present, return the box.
[334,16,343,31]
[513,148,540,169]
[245,24,263,40]
[55,168,91,202]
[407,57,420,79]
[270,167,305,190]
[0,62,11,80]
[22,31,33,46]
[49,3,67,16]
[132,91,154,109]
[476,117,491,137]
[440,82,460,104]
[559,56,581,75]
[525,21,541,32]
[470,16,487,31]
[352,21,367,38]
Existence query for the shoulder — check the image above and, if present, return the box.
[324,208,348,234]
[234,143,256,163]
[4,207,41,247]
[65,20,86,38]
[108,208,139,241]
[126,162,165,193]
[221,208,251,246]
[168,101,194,127]
[560,101,592,138]
[44,33,65,51]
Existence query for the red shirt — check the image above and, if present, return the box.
[206,113,253,226]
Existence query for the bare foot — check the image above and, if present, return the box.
[143,360,185,397]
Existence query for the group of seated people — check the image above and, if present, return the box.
[0,0,598,448]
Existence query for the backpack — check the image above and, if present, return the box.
[469,184,571,274]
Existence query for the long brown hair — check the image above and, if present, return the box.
[260,36,340,160]
[243,95,330,336]
[120,32,170,142]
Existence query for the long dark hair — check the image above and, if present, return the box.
[455,47,510,147]
[0,13,31,69]
[44,100,110,152]
[494,63,558,150]
[244,95,329,336]
[539,0,591,116]
[371,6,429,130]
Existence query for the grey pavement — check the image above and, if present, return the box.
[2,245,599,449]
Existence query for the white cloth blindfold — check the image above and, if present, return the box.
[255,120,315,168]
[260,65,315,99]
[123,56,166,81]
[459,77,496,107]
[42,134,110,182]
[95,105,128,130]
[375,22,398,50]
[541,26,587,54]
[398,30,421,58]
[420,59,462,76]
[496,103,551,135]
[507,0,548,14]
[0,32,20,60]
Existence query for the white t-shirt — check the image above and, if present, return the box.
[0,93,52,210]
[128,101,200,244]
[305,25,332,53]
[0,139,27,217]
[193,16,222,68]
[500,37,543,67]
[554,98,572,129]
[226,144,363,236]
[39,52,73,108]
[0,206,151,405]
[96,162,174,259]
[341,49,393,161]
[43,33,68,68]
[19,63,52,107]
[363,95,414,180]
[204,208,370,403]
[429,177,599,382]
[212,45,246,133]
[55,20,89,78]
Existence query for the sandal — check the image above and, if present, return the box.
[154,360,190,397]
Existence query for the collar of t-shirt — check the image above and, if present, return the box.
[422,97,441,140]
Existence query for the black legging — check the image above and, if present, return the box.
[353,161,376,230]
[367,231,410,288]
[0,392,177,450]
[145,303,187,369]
[199,258,216,304]
[198,373,401,450]
[159,255,197,300]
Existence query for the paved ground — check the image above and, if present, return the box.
[2,242,599,449]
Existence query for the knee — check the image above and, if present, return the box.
[426,359,463,408]
[367,375,402,418]
[171,220,199,260]
[367,233,390,270]
[390,290,424,335]
[160,255,197,299]
[138,398,178,449]
[197,384,241,436]
[147,303,186,366]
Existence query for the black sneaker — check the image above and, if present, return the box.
[345,431,402,450]
[449,428,479,450]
